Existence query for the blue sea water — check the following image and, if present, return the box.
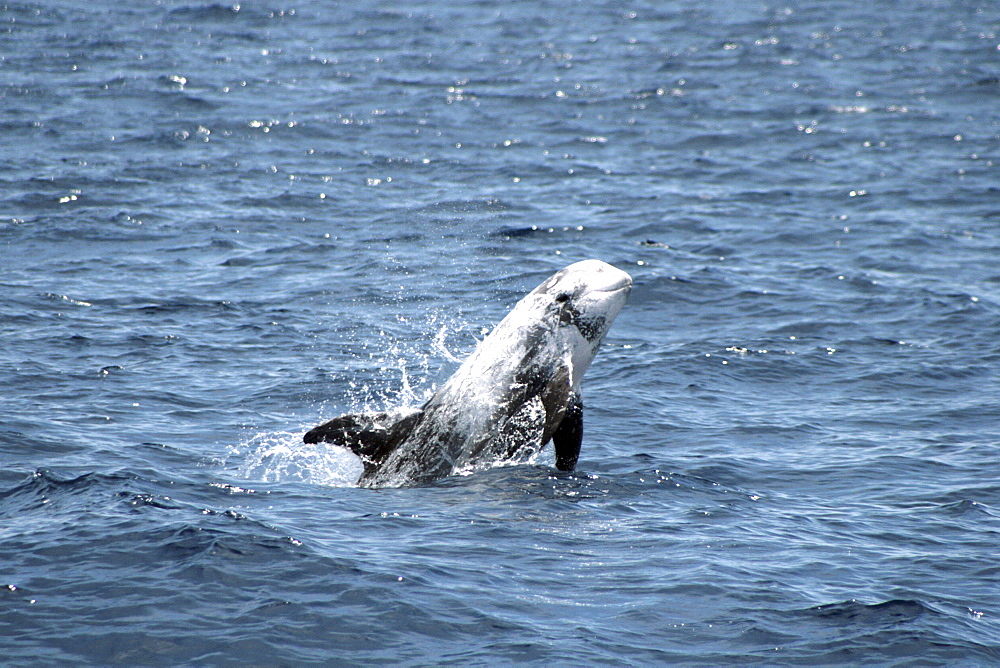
[2,0,999,664]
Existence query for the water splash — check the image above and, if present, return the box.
[235,309,476,487]
[341,309,476,414]
[233,430,363,487]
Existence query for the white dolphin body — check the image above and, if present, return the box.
[305,259,632,488]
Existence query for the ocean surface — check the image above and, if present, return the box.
[2,0,999,664]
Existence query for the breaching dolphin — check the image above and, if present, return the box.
[304,259,632,488]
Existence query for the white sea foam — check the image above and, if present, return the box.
[234,430,364,487]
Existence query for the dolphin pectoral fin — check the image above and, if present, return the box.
[303,410,422,470]
[552,392,583,471]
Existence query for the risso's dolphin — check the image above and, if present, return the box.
[304,259,632,488]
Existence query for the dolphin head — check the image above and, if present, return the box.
[529,259,632,387]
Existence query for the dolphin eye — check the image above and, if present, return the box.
[556,294,576,325]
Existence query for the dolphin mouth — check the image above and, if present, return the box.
[593,275,633,294]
